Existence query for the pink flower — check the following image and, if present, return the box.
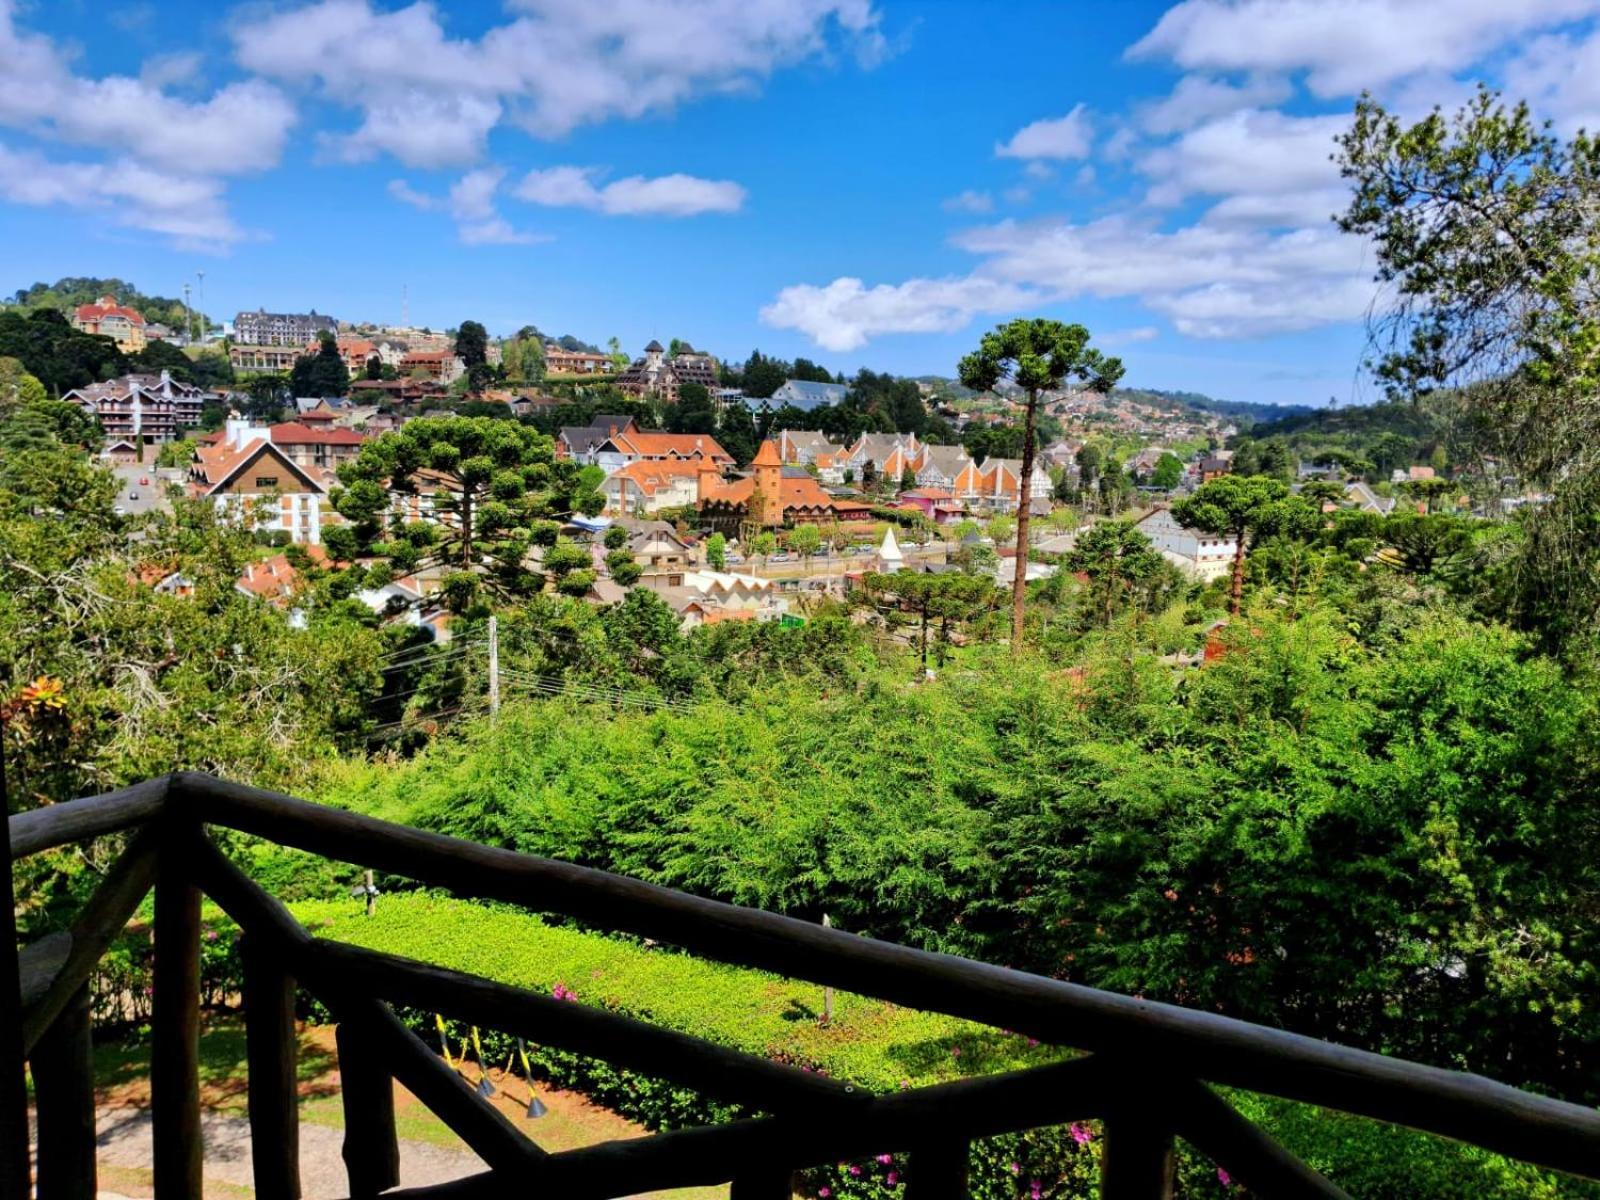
[849,1166,861,1177]
[1027,1037,1039,1047]
[886,1173,898,1186]
[1217,1168,1232,1187]
[1070,1122,1093,1145]
[950,1047,961,1058]
[818,1189,830,1198]
[876,1154,893,1165]
[1009,1161,1021,1174]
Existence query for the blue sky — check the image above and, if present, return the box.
[4,0,1599,406]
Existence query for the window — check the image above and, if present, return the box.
[255,477,279,488]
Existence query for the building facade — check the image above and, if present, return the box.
[72,296,147,352]
[234,309,338,347]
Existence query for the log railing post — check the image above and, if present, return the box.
[33,986,97,1200]
[243,934,302,1200]
[337,1021,401,1197]
[1100,1118,1176,1200]
[0,716,33,1199]
[906,1139,970,1199]
[152,846,203,1199]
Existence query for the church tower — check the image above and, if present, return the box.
[751,440,783,527]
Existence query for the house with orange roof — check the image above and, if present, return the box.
[953,456,1053,513]
[588,428,733,475]
[189,415,340,545]
[71,295,147,352]
[601,459,703,515]
[698,440,866,533]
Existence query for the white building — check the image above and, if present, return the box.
[1133,507,1236,582]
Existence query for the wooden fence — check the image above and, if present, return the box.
[5,771,1599,1198]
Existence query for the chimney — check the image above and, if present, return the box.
[159,368,172,397]
[225,411,250,449]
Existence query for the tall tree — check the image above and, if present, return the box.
[1172,475,1318,614]
[330,416,604,612]
[1065,520,1168,627]
[958,319,1123,651]
[289,332,350,398]
[1337,86,1600,647]
[667,382,717,434]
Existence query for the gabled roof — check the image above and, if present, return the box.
[607,459,701,497]
[267,422,368,446]
[193,439,329,496]
[773,380,847,411]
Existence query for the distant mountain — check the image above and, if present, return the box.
[1114,387,1317,427]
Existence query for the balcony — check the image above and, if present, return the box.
[5,772,1599,1199]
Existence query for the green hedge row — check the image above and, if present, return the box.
[288,894,1598,1200]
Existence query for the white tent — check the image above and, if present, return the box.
[876,525,904,572]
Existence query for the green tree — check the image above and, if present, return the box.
[1337,86,1600,648]
[861,571,998,671]
[959,319,1125,652]
[129,338,194,382]
[787,523,822,569]
[749,530,777,569]
[1172,475,1319,614]
[1065,519,1168,627]
[667,382,717,434]
[365,355,383,380]
[332,417,603,612]
[705,531,727,570]
[0,357,47,413]
[289,332,350,398]
[1150,452,1184,491]
[899,465,917,492]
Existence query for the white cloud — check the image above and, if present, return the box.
[1128,0,1600,97]
[1136,73,1292,135]
[0,0,295,176]
[1139,109,1346,211]
[942,189,994,214]
[995,103,1092,160]
[233,0,884,168]
[1099,326,1161,346]
[0,0,295,246]
[765,211,1375,349]
[0,142,245,248]
[389,166,543,244]
[1505,26,1600,132]
[513,166,746,216]
[760,276,1040,351]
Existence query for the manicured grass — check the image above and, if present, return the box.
[290,893,1064,1092]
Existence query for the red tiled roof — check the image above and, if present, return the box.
[75,299,145,325]
[268,422,368,446]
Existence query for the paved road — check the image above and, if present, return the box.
[109,466,182,517]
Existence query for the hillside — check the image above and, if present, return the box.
[1113,387,1316,427]
[6,276,211,334]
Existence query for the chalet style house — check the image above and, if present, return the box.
[698,440,871,533]
[71,295,148,352]
[559,415,733,476]
[63,371,210,445]
[616,341,719,403]
[187,415,358,545]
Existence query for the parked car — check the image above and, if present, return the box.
[138,476,150,486]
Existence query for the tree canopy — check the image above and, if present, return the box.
[330,416,604,613]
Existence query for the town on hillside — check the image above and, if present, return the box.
[0,288,1537,641]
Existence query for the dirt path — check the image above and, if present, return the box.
[47,1020,726,1200]
[89,1106,481,1198]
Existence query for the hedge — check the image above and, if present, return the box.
[287,894,1599,1200]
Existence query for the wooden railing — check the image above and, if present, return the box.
[5,771,1600,1199]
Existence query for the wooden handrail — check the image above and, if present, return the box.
[167,770,1600,1180]
[7,772,1600,1200]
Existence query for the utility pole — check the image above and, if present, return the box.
[487,615,500,719]
[182,283,193,345]
[196,271,206,344]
